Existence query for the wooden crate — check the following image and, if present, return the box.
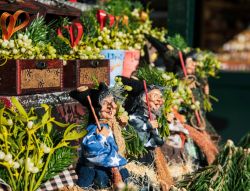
[0,59,63,95]
[63,59,110,90]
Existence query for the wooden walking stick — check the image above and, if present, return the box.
[87,96,123,189]
[143,81,173,191]
[178,51,205,130]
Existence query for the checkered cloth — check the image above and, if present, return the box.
[37,166,78,191]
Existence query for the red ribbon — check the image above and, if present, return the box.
[57,22,83,47]
[178,51,202,127]
[143,80,153,121]
[96,10,115,31]
[0,10,30,40]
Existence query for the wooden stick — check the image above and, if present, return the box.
[143,80,153,121]
[178,51,202,127]
[87,95,101,131]
[178,51,187,77]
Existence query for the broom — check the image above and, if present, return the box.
[143,81,174,191]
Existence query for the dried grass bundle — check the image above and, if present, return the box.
[154,147,174,191]
[167,159,195,180]
[125,161,159,187]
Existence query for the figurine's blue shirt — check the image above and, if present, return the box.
[81,123,127,168]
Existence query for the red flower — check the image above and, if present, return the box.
[0,97,12,108]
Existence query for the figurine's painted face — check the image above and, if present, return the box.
[186,57,197,75]
[147,89,164,112]
[100,95,117,120]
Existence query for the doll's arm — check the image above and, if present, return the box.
[129,115,153,131]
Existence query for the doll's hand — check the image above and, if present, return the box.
[149,120,159,129]
[204,84,210,95]
[119,113,129,125]
[96,127,110,137]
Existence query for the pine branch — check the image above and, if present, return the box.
[42,147,77,182]
[25,16,49,44]
[166,34,188,51]
[122,124,147,158]
[173,140,250,191]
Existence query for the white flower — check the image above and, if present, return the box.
[13,49,18,54]
[191,104,196,110]
[86,46,92,51]
[13,162,20,169]
[18,33,23,39]
[9,41,15,48]
[32,167,39,173]
[195,101,200,106]
[23,35,28,41]
[7,119,13,126]
[162,73,171,81]
[17,39,23,45]
[43,147,51,153]
[21,47,26,53]
[98,36,103,41]
[0,151,5,160]
[1,40,9,48]
[27,161,34,171]
[4,153,12,162]
[27,121,33,129]
[41,143,51,154]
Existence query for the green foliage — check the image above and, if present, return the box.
[25,16,50,44]
[0,98,87,191]
[122,125,147,158]
[80,10,99,40]
[102,0,141,16]
[166,34,188,51]
[195,51,221,79]
[137,66,177,87]
[43,147,76,181]
[174,140,250,191]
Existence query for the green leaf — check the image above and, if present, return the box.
[42,147,76,182]
[47,122,53,134]
[63,130,87,141]
[42,110,49,125]
[52,120,69,128]
[63,124,78,137]
[11,97,28,118]
[0,107,4,125]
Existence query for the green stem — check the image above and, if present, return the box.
[29,172,36,191]
[7,167,16,190]
[17,167,24,190]
[29,135,40,191]
[32,142,66,191]
[32,149,54,191]
[24,132,31,191]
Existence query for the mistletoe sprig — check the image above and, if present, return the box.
[0,98,86,191]
[195,50,221,79]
